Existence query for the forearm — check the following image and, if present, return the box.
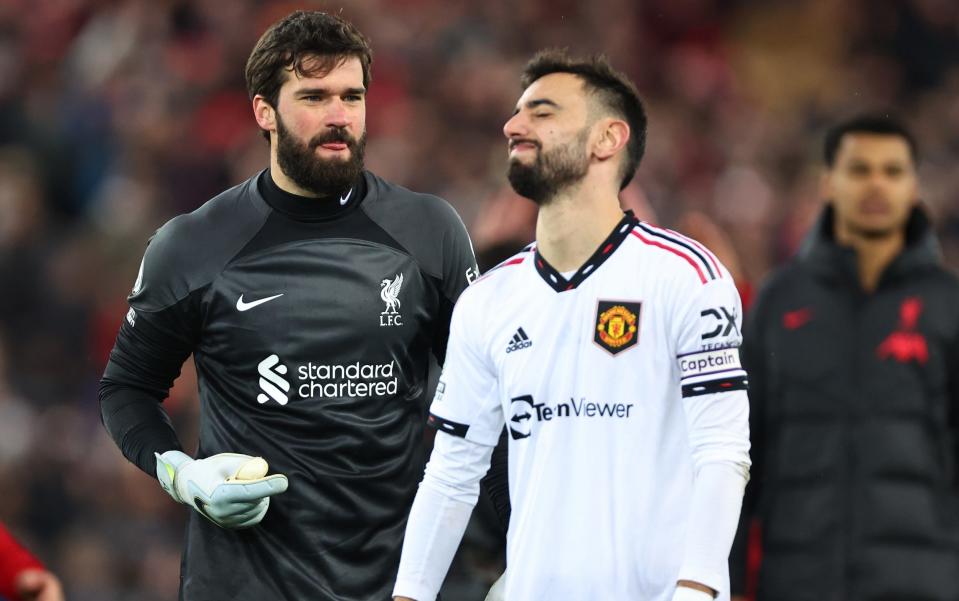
[728,487,756,595]
[98,299,197,476]
[677,366,751,595]
[678,461,749,594]
[99,378,182,476]
[393,483,475,600]
[393,433,494,600]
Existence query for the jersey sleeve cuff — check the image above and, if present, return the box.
[675,567,724,598]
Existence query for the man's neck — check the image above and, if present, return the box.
[535,180,625,273]
[834,222,905,293]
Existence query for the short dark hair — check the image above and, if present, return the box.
[823,115,918,167]
[245,11,373,140]
[520,49,647,190]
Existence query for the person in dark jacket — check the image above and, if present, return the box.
[730,115,959,601]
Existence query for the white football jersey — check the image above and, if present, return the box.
[428,212,750,601]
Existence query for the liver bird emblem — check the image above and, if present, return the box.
[380,274,403,314]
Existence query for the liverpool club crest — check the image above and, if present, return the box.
[380,273,404,327]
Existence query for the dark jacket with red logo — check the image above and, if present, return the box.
[731,206,959,601]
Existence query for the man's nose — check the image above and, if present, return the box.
[326,101,351,128]
[503,112,529,140]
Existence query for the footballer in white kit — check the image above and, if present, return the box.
[394,51,750,601]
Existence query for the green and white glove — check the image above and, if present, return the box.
[155,450,289,529]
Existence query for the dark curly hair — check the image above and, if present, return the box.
[245,11,373,140]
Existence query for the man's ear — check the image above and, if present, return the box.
[253,95,277,135]
[820,169,833,201]
[593,118,630,161]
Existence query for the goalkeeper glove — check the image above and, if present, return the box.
[155,450,288,529]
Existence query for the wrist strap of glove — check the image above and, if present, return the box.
[155,450,192,503]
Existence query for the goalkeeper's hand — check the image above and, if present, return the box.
[155,450,289,529]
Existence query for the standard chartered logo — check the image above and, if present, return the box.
[256,354,398,405]
[297,361,398,398]
[257,354,290,405]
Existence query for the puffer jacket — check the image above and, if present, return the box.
[733,205,959,601]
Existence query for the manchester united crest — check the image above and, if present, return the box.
[594,300,641,356]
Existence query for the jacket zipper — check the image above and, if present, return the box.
[845,289,866,600]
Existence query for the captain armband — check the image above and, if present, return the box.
[677,346,748,398]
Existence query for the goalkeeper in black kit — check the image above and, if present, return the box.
[98,11,477,601]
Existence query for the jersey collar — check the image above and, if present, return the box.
[533,211,638,293]
[258,169,368,222]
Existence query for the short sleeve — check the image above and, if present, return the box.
[675,278,748,398]
[427,292,503,446]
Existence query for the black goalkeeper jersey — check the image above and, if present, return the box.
[99,170,477,601]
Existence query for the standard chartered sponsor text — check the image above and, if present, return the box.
[297,361,398,398]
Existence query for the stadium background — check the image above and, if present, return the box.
[1,0,958,599]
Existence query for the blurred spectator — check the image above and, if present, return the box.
[0,523,63,601]
[732,116,959,600]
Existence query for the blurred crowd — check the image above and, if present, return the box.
[0,0,958,599]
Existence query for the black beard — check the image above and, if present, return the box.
[506,129,590,205]
[275,113,366,195]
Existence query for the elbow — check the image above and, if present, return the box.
[421,456,483,507]
[418,436,494,506]
[689,438,752,481]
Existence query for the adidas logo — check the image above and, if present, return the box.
[506,327,533,353]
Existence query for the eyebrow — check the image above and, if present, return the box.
[512,98,561,115]
[295,87,367,97]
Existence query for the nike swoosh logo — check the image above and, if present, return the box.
[340,188,352,206]
[783,307,813,330]
[237,294,284,312]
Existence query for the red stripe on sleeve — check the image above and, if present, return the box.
[474,255,527,285]
[665,227,723,278]
[630,230,707,284]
